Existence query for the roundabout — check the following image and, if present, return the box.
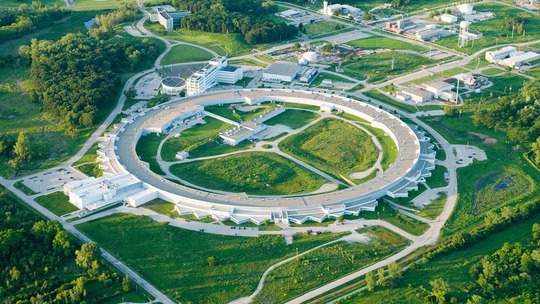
[68,89,436,224]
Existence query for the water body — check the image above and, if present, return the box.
[84,18,96,30]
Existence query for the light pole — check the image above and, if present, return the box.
[296,247,299,257]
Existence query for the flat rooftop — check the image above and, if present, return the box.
[264,62,299,77]
[162,77,185,87]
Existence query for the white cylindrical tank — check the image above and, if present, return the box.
[460,21,470,29]
[302,51,318,63]
[459,4,473,15]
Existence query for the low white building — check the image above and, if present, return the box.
[262,62,299,82]
[440,13,458,23]
[485,46,517,63]
[63,174,144,210]
[161,76,185,95]
[422,80,454,100]
[399,87,433,103]
[220,121,266,146]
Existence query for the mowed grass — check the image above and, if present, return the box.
[526,66,540,79]
[264,109,320,129]
[161,117,232,161]
[13,181,39,195]
[204,103,278,123]
[338,212,540,303]
[141,198,178,218]
[311,72,354,87]
[160,44,213,66]
[35,191,79,216]
[257,227,409,303]
[304,20,345,36]
[416,191,447,220]
[481,67,505,75]
[342,51,436,83]
[426,165,448,189]
[435,3,540,54]
[73,0,128,8]
[280,118,379,181]
[348,36,427,52]
[135,133,165,175]
[403,67,465,85]
[77,213,347,304]
[170,152,327,195]
[352,201,429,236]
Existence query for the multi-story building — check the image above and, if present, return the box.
[186,57,243,95]
[149,6,190,30]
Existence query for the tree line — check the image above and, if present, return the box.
[472,80,540,166]
[0,2,65,43]
[0,188,137,302]
[172,0,298,44]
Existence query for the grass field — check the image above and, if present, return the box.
[264,109,320,129]
[280,118,379,181]
[160,117,232,161]
[13,181,39,195]
[419,110,539,237]
[304,21,345,36]
[73,0,128,8]
[342,51,435,83]
[426,165,448,189]
[481,67,505,75]
[175,29,253,57]
[353,201,430,236]
[135,133,165,175]
[278,102,320,111]
[160,44,213,66]
[35,191,78,216]
[348,36,427,52]
[228,58,267,67]
[205,103,278,123]
[311,72,354,87]
[141,198,178,218]
[435,3,540,54]
[337,212,540,303]
[526,66,540,79]
[169,152,327,195]
[403,67,465,85]
[416,191,447,220]
[77,213,347,303]
[257,227,409,303]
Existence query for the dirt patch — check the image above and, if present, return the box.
[469,132,498,145]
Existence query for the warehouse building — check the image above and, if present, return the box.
[262,62,300,82]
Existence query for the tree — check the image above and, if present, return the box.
[532,137,540,166]
[13,132,32,161]
[322,43,332,53]
[429,278,451,303]
[366,271,376,291]
[207,256,216,267]
[363,12,373,20]
[122,274,132,292]
[293,42,301,49]
[377,267,386,286]
[533,223,540,241]
[75,242,100,270]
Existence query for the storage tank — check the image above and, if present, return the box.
[302,51,318,63]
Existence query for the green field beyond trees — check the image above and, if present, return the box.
[280,118,379,181]
[170,152,327,195]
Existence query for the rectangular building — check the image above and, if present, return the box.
[400,87,433,103]
[422,80,454,99]
[262,62,299,82]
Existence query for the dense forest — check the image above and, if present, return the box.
[172,0,298,44]
[472,80,540,166]
[16,4,161,133]
[0,187,140,302]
